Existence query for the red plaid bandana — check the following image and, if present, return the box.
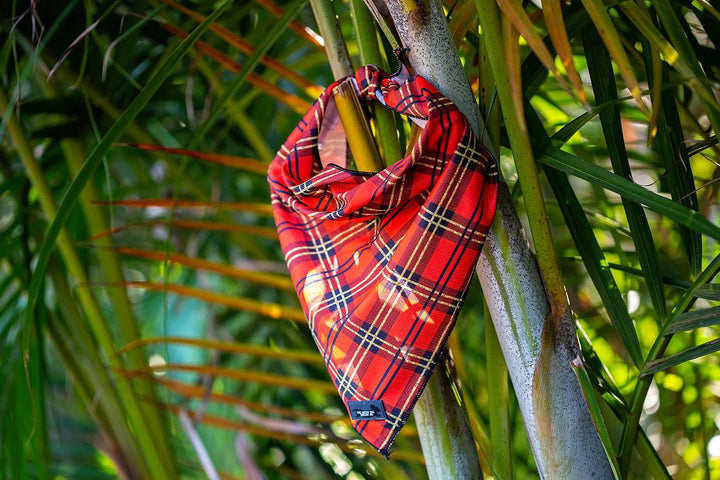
[268,66,498,455]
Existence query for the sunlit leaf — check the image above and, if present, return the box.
[578,0,648,114]
[502,16,524,126]
[542,0,586,104]
[496,0,560,78]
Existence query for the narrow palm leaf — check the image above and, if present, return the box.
[571,359,622,479]
[112,247,293,291]
[156,21,311,114]
[542,0,587,104]
[618,1,720,129]
[161,404,425,463]
[666,306,720,334]
[101,199,274,216]
[24,0,233,342]
[124,281,306,323]
[158,0,323,96]
[643,339,720,376]
[126,363,336,393]
[538,148,720,241]
[119,336,321,364]
[583,26,666,318]
[544,167,643,367]
[496,0,562,79]
[155,377,347,424]
[187,0,308,150]
[252,0,325,48]
[578,0,647,113]
[120,143,269,174]
[90,220,278,241]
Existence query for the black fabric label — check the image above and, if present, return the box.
[348,400,387,421]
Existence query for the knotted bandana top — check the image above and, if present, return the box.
[268,66,498,455]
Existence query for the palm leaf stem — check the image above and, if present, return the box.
[485,304,512,479]
[474,0,567,323]
[478,28,512,480]
[309,0,354,78]
[349,0,403,163]
[45,270,142,477]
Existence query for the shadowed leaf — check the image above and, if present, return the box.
[694,284,720,301]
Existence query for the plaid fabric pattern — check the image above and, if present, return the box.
[268,66,499,456]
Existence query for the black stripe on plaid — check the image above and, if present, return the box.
[374,238,397,265]
[324,284,354,312]
[307,234,336,261]
[389,265,422,294]
[356,322,390,354]
[406,349,436,375]
[418,201,454,235]
[335,367,361,400]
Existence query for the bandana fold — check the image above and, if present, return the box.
[268,66,498,455]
